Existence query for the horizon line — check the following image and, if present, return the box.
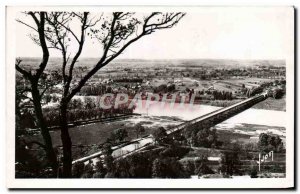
[17,57,286,61]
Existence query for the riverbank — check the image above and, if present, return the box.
[137,96,285,112]
[197,96,285,112]
[199,99,243,108]
[23,114,140,135]
[21,99,286,160]
[251,95,286,111]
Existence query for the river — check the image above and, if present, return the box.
[132,100,286,137]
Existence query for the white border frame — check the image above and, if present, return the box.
[5,6,295,189]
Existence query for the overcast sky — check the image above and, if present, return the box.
[16,7,293,60]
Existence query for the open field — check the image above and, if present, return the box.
[182,147,286,161]
[149,77,274,92]
[19,58,286,69]
[252,95,286,111]
[200,99,243,107]
[21,115,182,159]
[180,146,286,175]
[200,95,285,111]
[214,123,286,141]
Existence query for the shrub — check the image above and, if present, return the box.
[72,161,85,178]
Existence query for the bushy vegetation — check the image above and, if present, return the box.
[200,99,242,107]
[258,133,284,153]
[114,78,143,83]
[152,157,188,178]
[218,143,242,176]
[153,84,176,93]
[69,145,192,179]
[159,145,191,158]
[15,137,56,178]
[107,128,129,144]
[212,90,233,100]
[194,156,214,176]
[79,84,111,96]
[272,88,284,99]
[152,127,167,144]
[192,128,218,148]
[246,86,264,97]
[183,126,220,148]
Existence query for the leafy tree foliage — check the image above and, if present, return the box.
[72,161,85,178]
[212,90,233,100]
[103,155,114,172]
[272,88,284,99]
[84,97,97,109]
[15,137,50,178]
[219,144,242,176]
[69,98,83,109]
[194,156,214,176]
[101,143,113,156]
[79,84,108,96]
[110,128,128,143]
[134,123,145,138]
[182,160,195,176]
[192,128,218,148]
[152,157,188,178]
[159,145,191,158]
[81,160,94,178]
[92,161,107,178]
[110,159,132,178]
[246,86,263,97]
[126,153,152,178]
[152,127,167,144]
[153,84,167,93]
[249,167,258,178]
[258,133,284,153]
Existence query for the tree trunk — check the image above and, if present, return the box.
[60,102,72,178]
[31,85,58,177]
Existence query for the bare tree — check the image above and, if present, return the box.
[16,11,185,177]
[15,12,59,176]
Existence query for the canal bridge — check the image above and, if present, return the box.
[72,92,268,164]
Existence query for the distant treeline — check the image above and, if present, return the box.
[212,91,233,100]
[79,84,112,96]
[153,84,176,93]
[198,90,233,100]
[246,86,264,97]
[17,97,135,130]
[114,78,143,83]
[246,80,285,98]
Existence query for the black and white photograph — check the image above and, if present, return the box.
[5,6,295,189]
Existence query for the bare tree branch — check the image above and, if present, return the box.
[15,59,32,80]
[55,19,80,44]
[16,19,38,32]
[67,12,185,101]
[63,12,89,99]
